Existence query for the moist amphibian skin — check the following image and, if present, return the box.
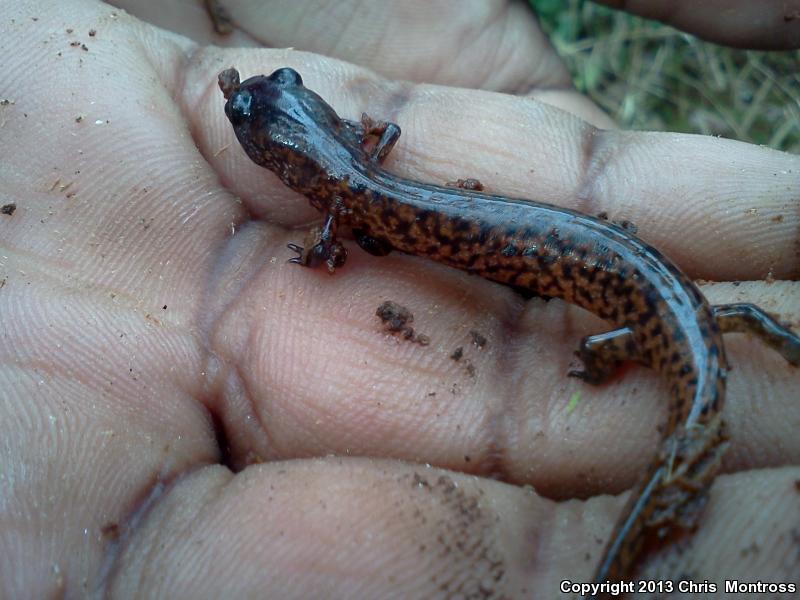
[219,67,800,595]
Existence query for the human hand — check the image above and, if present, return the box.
[1,1,798,597]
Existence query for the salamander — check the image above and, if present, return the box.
[218,67,800,595]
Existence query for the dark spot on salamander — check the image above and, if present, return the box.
[622,298,635,316]
[612,281,633,301]
[510,285,537,300]
[415,209,432,225]
[671,328,686,344]
[354,230,393,256]
[643,286,661,308]
[453,218,472,233]
[540,254,557,266]
[637,309,655,327]
[348,180,368,195]
[466,253,481,268]
[547,275,565,295]
[576,286,594,306]
[584,267,598,284]
[394,218,411,236]
[501,244,516,257]
[477,226,492,245]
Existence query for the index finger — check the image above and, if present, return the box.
[198,52,799,281]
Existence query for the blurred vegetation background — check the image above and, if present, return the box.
[529,0,800,153]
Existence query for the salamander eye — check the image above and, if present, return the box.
[269,67,303,87]
[225,90,252,126]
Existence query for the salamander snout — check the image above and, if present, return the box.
[219,67,306,129]
[224,88,252,127]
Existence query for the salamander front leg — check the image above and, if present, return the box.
[713,303,800,366]
[568,326,638,384]
[343,113,401,164]
[287,200,348,274]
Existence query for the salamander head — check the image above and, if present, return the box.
[218,67,347,189]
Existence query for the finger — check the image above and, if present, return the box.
[114,0,615,129]
[109,460,565,597]
[197,53,800,280]
[106,459,798,597]
[230,0,574,92]
[107,0,259,46]
[112,0,572,90]
[596,0,800,50]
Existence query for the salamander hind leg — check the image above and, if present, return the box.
[568,327,638,385]
[288,206,347,274]
[713,303,800,366]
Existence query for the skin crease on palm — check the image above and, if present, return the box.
[0,0,798,596]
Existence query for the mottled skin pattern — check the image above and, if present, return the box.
[218,67,800,596]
